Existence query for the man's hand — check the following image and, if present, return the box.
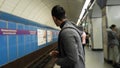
[49,50,59,58]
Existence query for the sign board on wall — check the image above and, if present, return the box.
[47,30,53,42]
[37,29,46,46]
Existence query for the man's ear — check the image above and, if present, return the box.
[53,16,56,21]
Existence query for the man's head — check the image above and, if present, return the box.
[51,5,66,26]
[110,24,116,31]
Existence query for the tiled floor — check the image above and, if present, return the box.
[54,47,113,68]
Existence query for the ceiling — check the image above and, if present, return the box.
[41,0,85,22]
[0,0,85,29]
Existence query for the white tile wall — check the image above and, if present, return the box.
[21,0,35,18]
[12,0,32,16]
[92,3,102,18]
[0,0,4,8]
[0,0,20,13]
[92,18,103,49]
[106,6,120,28]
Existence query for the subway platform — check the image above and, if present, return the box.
[53,47,113,68]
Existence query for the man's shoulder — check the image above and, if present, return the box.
[61,27,76,34]
[60,21,82,36]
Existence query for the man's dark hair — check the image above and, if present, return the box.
[110,24,116,29]
[52,5,66,20]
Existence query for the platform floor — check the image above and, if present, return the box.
[53,47,113,68]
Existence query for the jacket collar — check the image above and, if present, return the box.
[60,20,68,29]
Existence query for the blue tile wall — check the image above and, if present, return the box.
[0,20,8,66]
[0,11,59,67]
[8,21,17,62]
[29,26,33,53]
[0,20,7,28]
[17,24,25,58]
[24,25,30,55]
[34,27,38,50]
[32,27,36,51]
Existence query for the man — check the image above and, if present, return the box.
[107,24,119,68]
[49,5,85,68]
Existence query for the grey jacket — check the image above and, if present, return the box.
[107,28,119,46]
[56,21,85,68]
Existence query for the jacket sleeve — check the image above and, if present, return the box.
[56,29,79,66]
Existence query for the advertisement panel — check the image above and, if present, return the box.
[47,30,53,42]
[37,29,46,46]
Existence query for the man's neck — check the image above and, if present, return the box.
[60,19,67,24]
[60,19,68,28]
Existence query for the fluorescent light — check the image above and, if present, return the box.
[76,19,80,25]
[89,0,96,10]
[77,0,91,25]
[80,0,91,19]
[82,11,88,21]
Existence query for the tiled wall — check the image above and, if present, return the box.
[0,12,59,67]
